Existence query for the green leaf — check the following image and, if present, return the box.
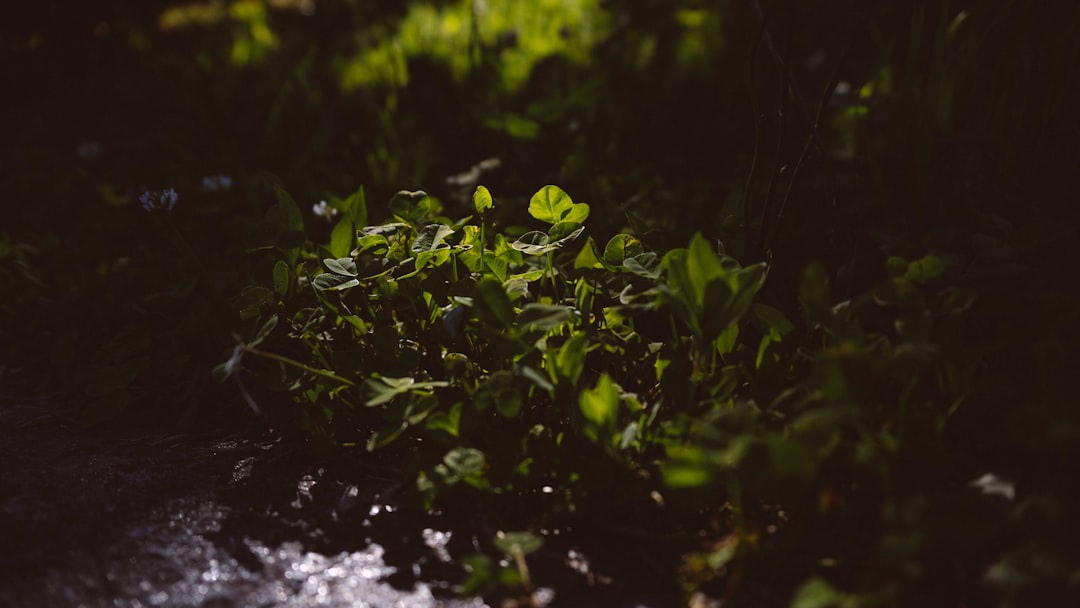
[753,303,794,336]
[364,376,449,406]
[516,304,573,332]
[425,402,463,437]
[475,371,522,417]
[329,218,355,259]
[715,322,739,355]
[512,225,584,255]
[473,277,515,329]
[412,223,455,253]
[603,234,644,266]
[272,260,290,297]
[272,185,305,232]
[623,252,662,278]
[518,365,555,394]
[367,422,407,452]
[494,531,543,556]
[324,257,358,276]
[415,249,452,271]
[686,232,727,308]
[511,231,553,255]
[548,221,584,243]
[389,190,432,225]
[481,251,509,281]
[562,202,590,224]
[528,185,588,224]
[553,332,589,387]
[250,315,278,347]
[662,445,716,488]
[790,578,857,608]
[343,184,368,225]
[574,237,604,270]
[473,185,493,214]
[579,373,620,441]
[508,269,544,282]
[238,286,276,320]
[444,447,486,477]
[905,254,946,283]
[801,262,830,312]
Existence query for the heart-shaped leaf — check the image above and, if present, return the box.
[528,185,589,224]
[389,190,432,224]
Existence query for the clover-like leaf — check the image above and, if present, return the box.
[444,447,486,477]
[528,185,589,224]
[389,190,432,224]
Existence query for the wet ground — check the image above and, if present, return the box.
[0,400,484,608]
[0,396,693,608]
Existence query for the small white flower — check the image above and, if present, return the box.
[970,473,1015,501]
[312,200,339,220]
[139,188,179,212]
[200,174,233,192]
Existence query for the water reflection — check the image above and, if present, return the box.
[24,495,482,608]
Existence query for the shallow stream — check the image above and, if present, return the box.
[0,402,482,608]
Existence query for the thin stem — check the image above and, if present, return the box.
[756,11,792,260]
[242,344,357,387]
[763,53,846,254]
[742,12,772,259]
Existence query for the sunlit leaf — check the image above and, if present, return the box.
[329,218,355,259]
[603,234,644,266]
[473,185,493,214]
[553,332,589,387]
[579,373,620,441]
[528,185,588,224]
[574,237,604,270]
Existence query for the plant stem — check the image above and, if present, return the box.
[242,344,357,387]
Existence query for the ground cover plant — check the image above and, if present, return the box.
[3,1,1079,606]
